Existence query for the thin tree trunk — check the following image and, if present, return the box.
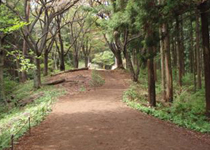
[16,59,22,82]
[22,40,27,82]
[43,50,48,76]
[176,17,182,87]
[159,27,166,100]
[59,46,65,71]
[196,12,202,89]
[189,19,194,74]
[171,37,177,79]
[164,23,173,102]
[74,53,79,68]
[0,39,5,102]
[180,15,185,75]
[57,16,65,71]
[67,52,71,66]
[200,2,210,116]
[189,15,197,91]
[123,48,138,82]
[85,56,89,68]
[34,57,41,89]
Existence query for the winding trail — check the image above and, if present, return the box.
[16,70,210,150]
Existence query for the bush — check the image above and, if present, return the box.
[123,83,210,133]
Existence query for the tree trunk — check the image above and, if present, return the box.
[34,57,41,89]
[163,23,173,102]
[200,2,210,116]
[176,17,182,87]
[22,40,27,82]
[16,59,22,82]
[115,49,124,69]
[85,56,89,68]
[147,27,156,107]
[57,16,65,71]
[0,39,5,102]
[180,15,185,76]
[159,27,166,100]
[123,49,138,82]
[59,46,65,71]
[74,53,79,68]
[189,19,194,74]
[196,12,202,89]
[171,37,177,79]
[53,51,58,70]
[148,56,156,107]
[44,50,48,76]
[21,0,30,82]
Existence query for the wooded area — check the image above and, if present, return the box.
[0,0,210,123]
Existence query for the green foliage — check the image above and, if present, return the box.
[0,80,65,149]
[123,83,210,133]
[90,70,105,87]
[0,5,27,34]
[7,50,36,72]
[4,76,18,95]
[92,51,114,67]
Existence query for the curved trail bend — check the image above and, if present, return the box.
[16,70,210,150]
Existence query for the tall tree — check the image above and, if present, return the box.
[199,1,210,116]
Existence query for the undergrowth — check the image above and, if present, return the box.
[0,81,65,150]
[123,71,210,133]
[90,70,105,87]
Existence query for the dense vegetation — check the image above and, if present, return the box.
[0,0,210,146]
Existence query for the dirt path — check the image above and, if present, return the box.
[16,70,210,150]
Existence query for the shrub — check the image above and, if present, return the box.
[123,84,210,133]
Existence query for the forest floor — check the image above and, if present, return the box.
[15,70,210,150]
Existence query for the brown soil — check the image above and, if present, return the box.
[15,70,210,150]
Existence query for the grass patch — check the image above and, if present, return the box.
[0,80,65,150]
[90,70,105,87]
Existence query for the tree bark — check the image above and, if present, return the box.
[176,17,183,87]
[74,53,79,68]
[159,27,166,100]
[43,50,48,76]
[21,0,30,82]
[115,49,124,69]
[104,34,124,69]
[196,12,202,89]
[16,59,22,82]
[147,28,156,107]
[148,56,156,107]
[180,15,185,76]
[22,40,27,82]
[171,37,177,79]
[34,57,41,89]
[57,16,65,71]
[123,48,138,82]
[163,23,173,102]
[200,2,210,116]
[0,39,5,102]
[85,56,89,68]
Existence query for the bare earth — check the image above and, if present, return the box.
[16,70,210,150]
